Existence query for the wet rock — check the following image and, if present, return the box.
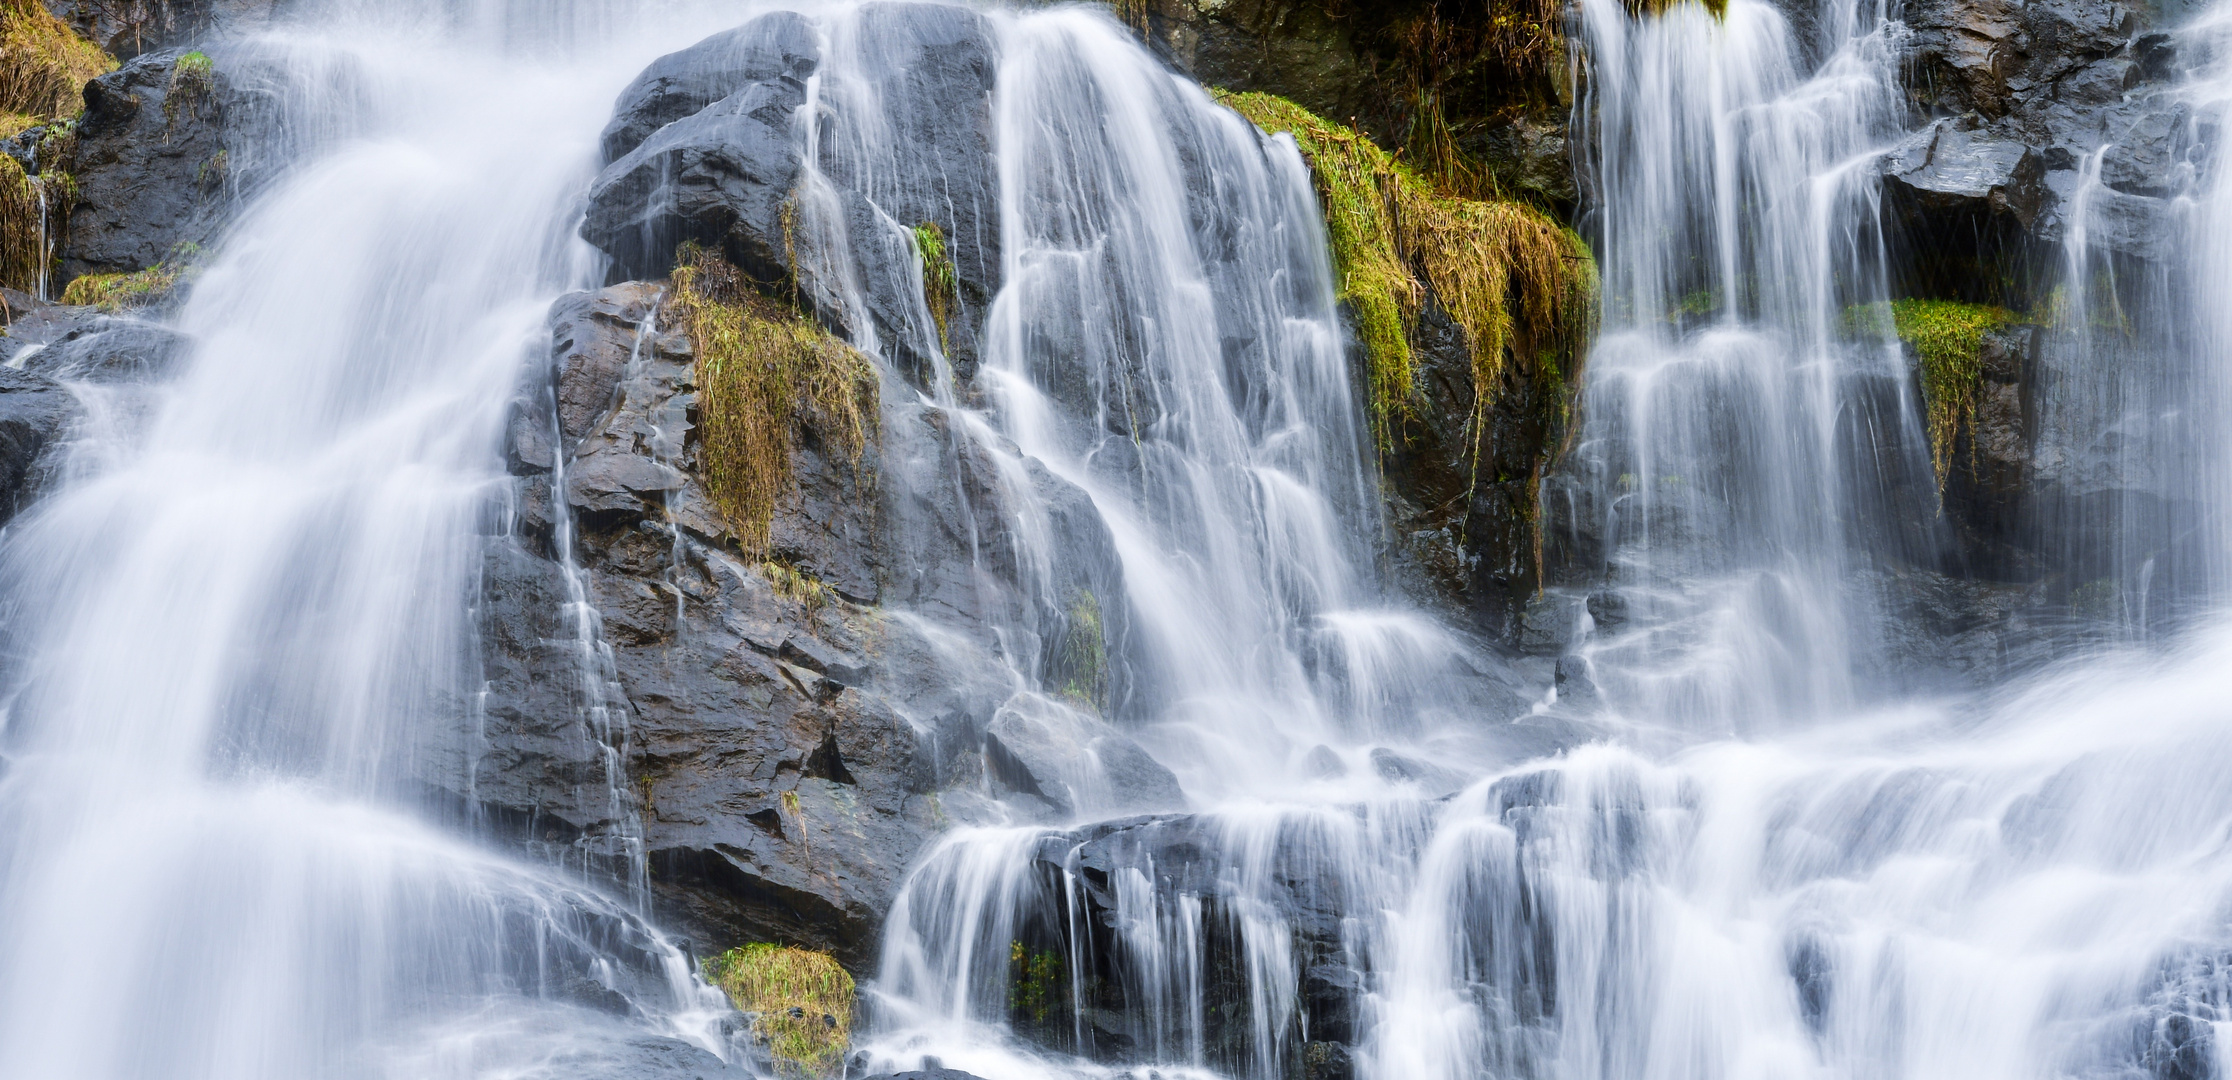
[1882,121,2047,231]
[860,1070,992,1080]
[1939,321,2040,578]
[580,45,811,288]
[43,0,281,61]
[1381,298,1579,642]
[0,367,78,526]
[64,47,237,281]
[1902,0,2023,117]
[597,11,819,164]
[983,704,1187,819]
[581,3,1003,387]
[17,321,190,383]
[1303,1040,1357,1080]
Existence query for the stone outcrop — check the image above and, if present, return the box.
[468,270,1162,970]
[582,2,1002,388]
[62,47,236,280]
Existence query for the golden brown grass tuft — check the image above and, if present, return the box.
[703,943,854,1078]
[0,0,110,126]
[670,244,878,555]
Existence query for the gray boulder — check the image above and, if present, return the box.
[1882,121,2047,231]
[0,366,77,526]
[597,11,819,164]
[982,702,1186,819]
[581,2,1003,388]
[18,321,190,383]
[63,48,235,281]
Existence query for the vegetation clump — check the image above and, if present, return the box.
[911,221,955,350]
[0,0,110,136]
[703,943,854,1078]
[761,559,830,613]
[1008,940,1067,1031]
[669,243,878,556]
[1847,298,2017,485]
[163,50,216,127]
[60,241,198,311]
[1215,90,1596,459]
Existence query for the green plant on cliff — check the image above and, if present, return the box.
[1008,940,1067,1030]
[911,221,956,350]
[670,244,878,556]
[0,0,110,134]
[1846,298,2016,486]
[0,154,57,293]
[703,943,854,1078]
[164,51,217,128]
[1214,90,1597,464]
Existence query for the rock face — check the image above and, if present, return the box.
[469,274,1158,970]
[42,0,279,61]
[0,365,77,526]
[63,47,237,280]
[1115,0,1578,209]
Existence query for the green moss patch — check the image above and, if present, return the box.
[1847,298,2016,485]
[703,943,854,1078]
[59,242,199,311]
[1214,90,1596,460]
[670,244,878,556]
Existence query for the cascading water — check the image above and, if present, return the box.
[0,3,756,1077]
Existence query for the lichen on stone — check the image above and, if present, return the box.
[1847,298,2016,485]
[702,943,854,1078]
[1213,90,1597,463]
[670,243,878,556]
[0,0,111,129]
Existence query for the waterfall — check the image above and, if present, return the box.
[0,3,748,1077]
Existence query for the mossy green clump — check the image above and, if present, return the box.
[164,51,216,128]
[911,221,955,350]
[703,943,854,1079]
[1847,298,2016,485]
[1052,589,1105,709]
[1008,940,1067,1030]
[1213,90,1597,460]
[0,0,111,128]
[670,244,878,556]
[59,242,199,311]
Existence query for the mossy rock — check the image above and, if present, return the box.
[1214,90,1595,461]
[1847,298,2020,486]
[670,244,879,556]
